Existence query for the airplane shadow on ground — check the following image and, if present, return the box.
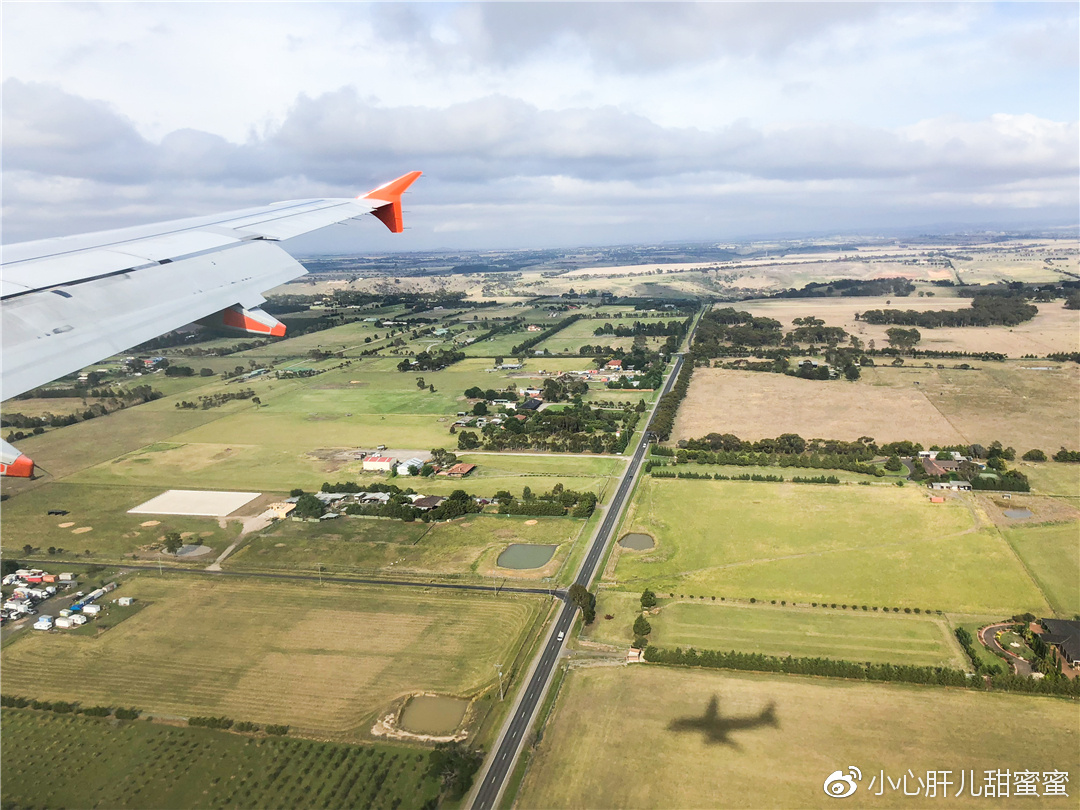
[667,695,779,748]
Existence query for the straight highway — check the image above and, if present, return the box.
[470,343,690,810]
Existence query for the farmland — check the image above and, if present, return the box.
[609,478,1049,615]
[740,295,1080,356]
[585,593,966,669]
[517,666,1078,809]
[672,363,1080,452]
[227,513,587,581]
[0,576,546,739]
[0,482,241,563]
[0,709,439,810]
[1001,522,1080,616]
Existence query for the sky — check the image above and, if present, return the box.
[2,1,1078,253]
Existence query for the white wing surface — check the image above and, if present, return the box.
[0,171,421,477]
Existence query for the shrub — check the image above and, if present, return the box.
[266,725,290,736]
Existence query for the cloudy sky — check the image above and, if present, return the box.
[3,2,1077,252]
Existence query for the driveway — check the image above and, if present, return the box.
[979,622,1034,676]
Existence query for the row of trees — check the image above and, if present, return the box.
[647,358,694,441]
[859,295,1039,328]
[494,486,597,518]
[641,646,1080,696]
[174,389,258,410]
[510,314,584,355]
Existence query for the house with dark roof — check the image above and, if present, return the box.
[520,398,542,411]
[1039,619,1080,667]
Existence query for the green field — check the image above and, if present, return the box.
[227,513,585,581]
[0,482,241,563]
[1024,462,1080,499]
[517,666,1078,809]
[0,709,439,810]
[585,593,965,668]
[0,576,544,739]
[610,478,1049,614]
[1001,522,1080,616]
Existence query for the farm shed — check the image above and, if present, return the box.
[396,458,427,475]
[362,456,397,472]
[117,597,134,606]
[268,502,296,519]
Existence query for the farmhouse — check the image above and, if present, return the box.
[1039,619,1080,667]
[604,359,623,370]
[410,495,446,511]
[362,455,396,472]
[520,398,542,411]
[921,457,960,477]
[439,463,477,478]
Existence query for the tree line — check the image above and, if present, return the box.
[858,295,1038,328]
[641,646,1080,697]
[647,358,694,441]
[510,314,585,355]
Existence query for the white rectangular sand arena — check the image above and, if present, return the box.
[128,490,262,517]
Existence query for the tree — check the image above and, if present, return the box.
[1022,448,1047,462]
[457,431,480,450]
[22,544,33,556]
[843,364,860,381]
[472,402,489,416]
[884,455,903,471]
[568,583,597,624]
[427,742,483,801]
[163,532,183,553]
[640,589,657,608]
[886,326,921,351]
[428,384,436,393]
[494,356,504,366]
[293,493,325,519]
[633,615,652,636]
[200,368,214,377]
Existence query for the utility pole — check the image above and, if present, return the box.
[317,563,323,586]
[494,663,504,701]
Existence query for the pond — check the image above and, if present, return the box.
[619,533,655,550]
[1003,509,1034,520]
[399,695,468,735]
[497,543,557,569]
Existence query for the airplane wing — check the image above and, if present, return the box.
[0,170,421,476]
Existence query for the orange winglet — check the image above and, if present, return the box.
[0,453,35,478]
[361,171,422,233]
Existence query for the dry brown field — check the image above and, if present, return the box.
[741,297,1080,356]
[673,364,1079,452]
[516,666,1078,809]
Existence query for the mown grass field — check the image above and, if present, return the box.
[0,576,544,739]
[1024,462,1080,499]
[0,709,439,810]
[610,478,1049,614]
[1001,522,1080,616]
[227,513,585,581]
[585,592,965,668]
[0,482,241,562]
[517,666,1078,809]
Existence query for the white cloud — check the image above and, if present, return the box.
[1,2,1076,249]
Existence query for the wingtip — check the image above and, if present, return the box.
[361,171,423,203]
